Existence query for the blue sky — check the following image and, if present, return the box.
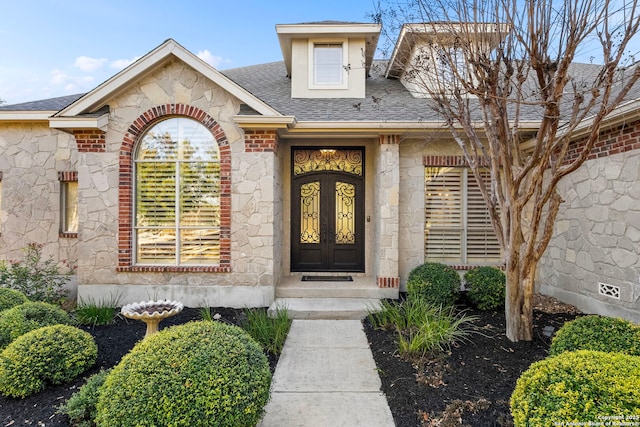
[0,0,379,104]
[1,1,638,105]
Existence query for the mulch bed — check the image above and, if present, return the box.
[363,294,582,426]
[0,296,581,427]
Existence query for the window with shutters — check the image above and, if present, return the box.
[134,117,220,266]
[424,167,501,265]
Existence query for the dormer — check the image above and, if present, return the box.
[276,21,381,99]
[385,23,508,97]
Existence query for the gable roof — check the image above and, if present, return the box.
[52,39,283,118]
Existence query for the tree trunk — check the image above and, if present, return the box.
[505,256,535,342]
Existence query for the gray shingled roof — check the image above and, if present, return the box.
[0,93,85,111]
[1,59,635,126]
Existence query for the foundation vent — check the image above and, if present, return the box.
[598,282,621,300]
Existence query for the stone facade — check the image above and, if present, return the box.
[538,123,640,322]
[0,123,77,263]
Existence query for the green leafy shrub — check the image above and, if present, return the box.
[60,369,110,427]
[0,288,29,312]
[407,262,460,307]
[369,298,478,357]
[0,301,72,349]
[0,324,97,398]
[549,315,640,357]
[0,243,73,303]
[95,321,271,427]
[241,307,292,355]
[463,266,506,310]
[510,350,640,425]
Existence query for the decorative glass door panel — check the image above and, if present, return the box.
[291,148,364,272]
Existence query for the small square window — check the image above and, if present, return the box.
[61,181,78,235]
[314,43,343,85]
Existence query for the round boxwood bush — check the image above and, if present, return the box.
[463,266,506,310]
[0,288,29,312]
[549,315,640,357]
[510,350,640,425]
[61,369,111,427]
[95,321,271,427]
[0,324,97,398]
[407,262,460,307]
[0,301,72,349]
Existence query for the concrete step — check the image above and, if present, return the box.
[268,298,383,320]
[276,277,398,300]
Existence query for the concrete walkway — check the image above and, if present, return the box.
[258,319,395,427]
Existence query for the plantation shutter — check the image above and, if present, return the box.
[134,117,220,266]
[466,170,501,263]
[424,167,501,264]
[136,162,177,263]
[424,167,463,262]
[179,161,221,265]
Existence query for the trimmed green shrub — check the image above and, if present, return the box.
[407,262,460,307]
[463,266,506,310]
[0,288,29,312]
[0,324,97,398]
[510,350,640,425]
[0,301,72,349]
[549,315,640,357]
[95,321,271,427]
[60,369,110,427]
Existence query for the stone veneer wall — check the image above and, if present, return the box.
[70,59,277,307]
[0,122,78,264]
[538,120,640,322]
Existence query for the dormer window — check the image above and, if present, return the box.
[309,39,348,89]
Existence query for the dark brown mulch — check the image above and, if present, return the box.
[0,297,581,427]
[363,294,582,427]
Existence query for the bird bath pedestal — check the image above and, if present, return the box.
[121,300,184,338]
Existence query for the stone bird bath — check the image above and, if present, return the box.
[121,300,184,338]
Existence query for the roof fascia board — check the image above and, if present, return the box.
[233,115,297,129]
[56,40,281,118]
[0,111,55,121]
[288,120,540,131]
[49,113,110,131]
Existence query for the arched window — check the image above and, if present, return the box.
[134,117,220,266]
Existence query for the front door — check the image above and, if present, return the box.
[291,148,365,272]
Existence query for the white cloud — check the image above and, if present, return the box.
[50,69,95,93]
[197,50,225,68]
[74,56,108,72]
[110,56,142,70]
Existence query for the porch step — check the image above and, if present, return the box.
[268,298,383,320]
[276,277,398,299]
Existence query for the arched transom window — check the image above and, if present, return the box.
[134,117,220,266]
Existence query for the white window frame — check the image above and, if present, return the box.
[308,38,349,89]
[424,166,501,265]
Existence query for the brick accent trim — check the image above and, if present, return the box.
[564,119,640,165]
[423,155,491,167]
[73,130,106,152]
[244,130,278,152]
[57,171,78,182]
[377,276,400,288]
[117,104,231,272]
[379,135,399,145]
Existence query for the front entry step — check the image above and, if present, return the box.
[268,298,383,320]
